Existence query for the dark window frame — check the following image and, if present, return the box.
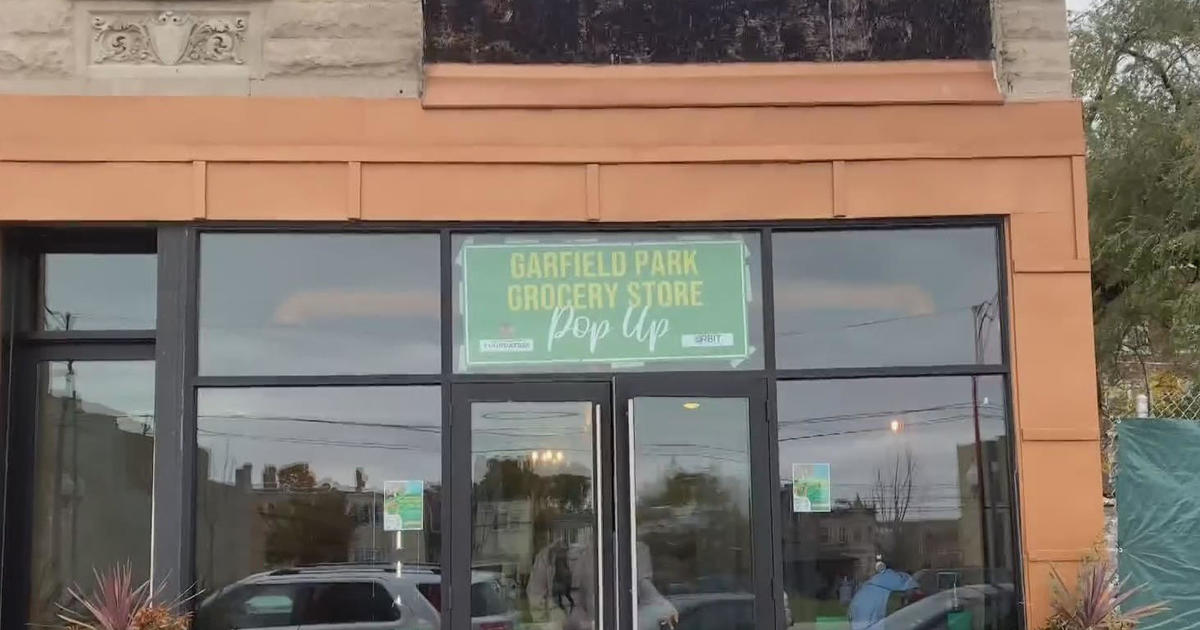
[0,229,157,628]
[0,217,1023,630]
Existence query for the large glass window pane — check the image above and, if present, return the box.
[29,361,155,628]
[199,234,440,375]
[633,397,754,630]
[776,377,1015,630]
[453,232,764,373]
[194,386,442,630]
[41,254,157,330]
[471,401,594,630]
[773,228,1002,369]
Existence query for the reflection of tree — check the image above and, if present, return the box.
[871,450,918,569]
[474,458,591,552]
[262,463,356,567]
[277,462,317,489]
[637,471,751,593]
[476,459,589,510]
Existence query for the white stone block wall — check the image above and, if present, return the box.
[993,0,1074,100]
[0,0,1072,100]
[0,0,422,97]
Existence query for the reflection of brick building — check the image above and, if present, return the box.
[779,490,878,598]
[959,436,1014,577]
[914,520,964,568]
[195,453,442,593]
[29,394,154,627]
[778,485,972,605]
[474,498,535,569]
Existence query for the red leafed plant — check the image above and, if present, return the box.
[58,564,191,630]
[1043,557,1168,630]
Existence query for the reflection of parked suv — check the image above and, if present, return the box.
[660,591,791,630]
[909,569,1015,603]
[194,564,516,630]
[873,583,1015,630]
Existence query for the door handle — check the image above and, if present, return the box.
[593,403,604,630]
[627,398,638,630]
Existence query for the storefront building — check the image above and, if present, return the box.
[0,0,1102,629]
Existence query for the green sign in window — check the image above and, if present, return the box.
[383,480,424,532]
[460,239,752,369]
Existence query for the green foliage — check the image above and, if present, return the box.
[1075,0,1200,387]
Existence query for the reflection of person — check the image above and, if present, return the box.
[848,560,918,630]
[634,542,678,630]
[553,533,678,630]
[529,537,575,621]
[838,576,854,605]
[528,532,598,629]
[554,543,575,611]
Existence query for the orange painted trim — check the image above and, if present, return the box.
[831,160,847,218]
[1028,550,1092,563]
[1012,260,1091,273]
[585,164,600,221]
[1022,427,1102,441]
[0,97,1084,164]
[347,161,362,220]
[0,143,1087,165]
[191,160,207,219]
[422,61,1003,109]
[1072,155,1090,260]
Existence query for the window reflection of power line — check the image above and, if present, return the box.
[640,451,748,465]
[780,403,1003,426]
[474,447,592,455]
[779,479,968,487]
[776,305,978,337]
[201,414,579,438]
[472,427,592,438]
[643,442,748,454]
[779,412,982,441]
[199,414,439,432]
[197,429,431,450]
[43,308,151,328]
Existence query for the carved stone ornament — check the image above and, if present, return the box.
[91,11,248,66]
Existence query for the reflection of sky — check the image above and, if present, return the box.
[43,254,157,330]
[471,401,595,480]
[773,228,1001,368]
[197,387,442,492]
[199,234,441,375]
[635,397,751,515]
[777,377,1008,520]
[46,361,156,433]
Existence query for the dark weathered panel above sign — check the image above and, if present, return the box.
[424,0,991,64]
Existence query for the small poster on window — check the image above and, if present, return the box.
[792,463,832,513]
[384,480,425,531]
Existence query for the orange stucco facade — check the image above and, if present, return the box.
[0,60,1103,626]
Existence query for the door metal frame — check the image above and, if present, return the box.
[614,374,772,630]
[449,381,615,630]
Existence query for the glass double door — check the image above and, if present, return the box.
[452,377,766,630]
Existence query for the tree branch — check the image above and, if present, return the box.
[1087,31,1141,126]
[1122,45,1185,108]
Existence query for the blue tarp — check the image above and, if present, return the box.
[1117,419,1200,630]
